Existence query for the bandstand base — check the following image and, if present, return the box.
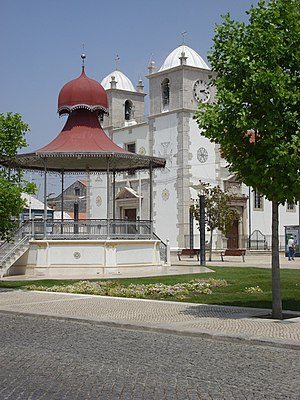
[9,239,163,278]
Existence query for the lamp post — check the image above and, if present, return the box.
[74,186,79,234]
[199,191,206,266]
[189,198,194,251]
[192,182,206,266]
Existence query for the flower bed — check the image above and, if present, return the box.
[26,278,228,301]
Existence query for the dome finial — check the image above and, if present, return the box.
[181,31,187,45]
[81,44,86,70]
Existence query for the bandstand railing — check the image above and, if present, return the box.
[22,219,155,241]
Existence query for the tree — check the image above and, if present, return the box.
[194,0,300,318]
[192,183,239,261]
[0,112,35,240]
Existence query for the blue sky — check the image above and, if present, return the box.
[0,0,258,195]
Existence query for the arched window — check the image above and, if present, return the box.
[125,100,133,121]
[161,78,170,110]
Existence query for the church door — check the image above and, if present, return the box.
[124,208,137,234]
[227,219,239,249]
[124,208,136,220]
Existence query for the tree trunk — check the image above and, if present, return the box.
[209,230,213,261]
[271,200,282,319]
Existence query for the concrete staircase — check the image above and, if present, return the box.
[0,224,31,278]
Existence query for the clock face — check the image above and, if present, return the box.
[193,79,211,103]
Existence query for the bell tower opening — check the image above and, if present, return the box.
[161,78,170,111]
[125,99,133,121]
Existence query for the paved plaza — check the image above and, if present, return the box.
[0,252,299,399]
[0,254,300,349]
[1,311,299,400]
[1,252,300,349]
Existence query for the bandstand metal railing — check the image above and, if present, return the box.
[21,219,155,241]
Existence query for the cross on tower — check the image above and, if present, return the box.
[115,54,120,70]
[181,31,187,45]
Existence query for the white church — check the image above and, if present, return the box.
[88,43,298,252]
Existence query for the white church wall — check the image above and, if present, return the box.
[241,184,299,240]
[89,174,107,219]
[189,118,217,187]
[152,114,179,246]
[112,124,149,156]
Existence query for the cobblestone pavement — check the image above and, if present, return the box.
[0,312,299,400]
[0,290,299,349]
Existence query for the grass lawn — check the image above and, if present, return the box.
[0,267,299,311]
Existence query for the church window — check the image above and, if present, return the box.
[125,142,136,153]
[161,78,170,110]
[125,100,133,120]
[125,142,136,176]
[287,202,296,211]
[253,190,263,210]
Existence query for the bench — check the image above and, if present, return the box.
[177,249,199,261]
[220,249,246,262]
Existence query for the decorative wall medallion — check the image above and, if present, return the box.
[96,195,102,207]
[159,142,172,173]
[162,189,170,201]
[74,251,81,259]
[138,146,146,155]
[197,147,208,163]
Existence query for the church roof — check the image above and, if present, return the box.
[159,45,210,71]
[101,70,136,92]
[116,186,140,200]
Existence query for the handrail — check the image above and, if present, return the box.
[0,220,32,255]
[153,232,167,263]
[0,234,30,266]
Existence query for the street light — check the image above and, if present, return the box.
[191,181,206,266]
[189,198,195,251]
[74,187,80,234]
[199,191,206,266]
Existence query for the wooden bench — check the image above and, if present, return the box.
[220,248,246,262]
[177,249,199,261]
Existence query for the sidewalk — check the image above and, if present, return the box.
[171,251,300,270]
[1,252,299,349]
[0,289,299,349]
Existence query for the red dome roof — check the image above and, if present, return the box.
[58,66,108,116]
[37,109,128,153]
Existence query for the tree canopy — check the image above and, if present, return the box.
[192,183,239,261]
[195,0,300,205]
[0,112,35,240]
[194,0,300,318]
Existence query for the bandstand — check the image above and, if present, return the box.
[0,56,166,278]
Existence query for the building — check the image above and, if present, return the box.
[22,193,54,221]
[89,43,299,251]
[48,180,87,219]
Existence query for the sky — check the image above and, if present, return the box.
[0,0,258,197]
